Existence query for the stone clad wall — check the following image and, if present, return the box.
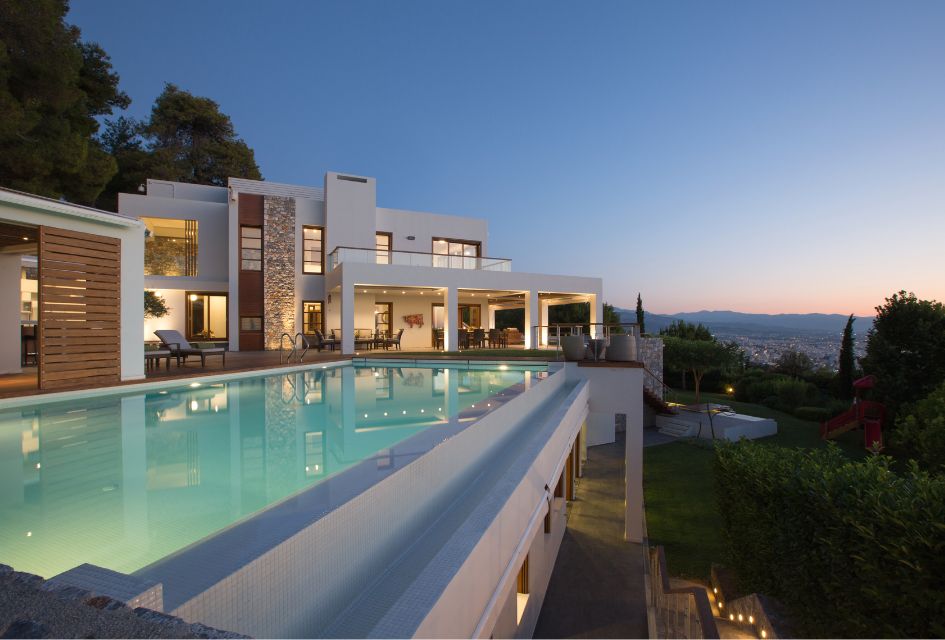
[263,196,296,350]
[639,336,664,396]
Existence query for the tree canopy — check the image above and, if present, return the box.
[861,291,945,420]
[660,319,714,341]
[663,336,741,403]
[0,0,129,204]
[96,84,262,210]
[775,349,814,379]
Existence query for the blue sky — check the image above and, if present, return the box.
[69,0,945,316]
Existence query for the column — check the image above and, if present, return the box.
[589,294,603,339]
[488,306,496,330]
[625,375,645,543]
[524,290,539,349]
[444,287,459,351]
[540,300,550,347]
[341,282,355,354]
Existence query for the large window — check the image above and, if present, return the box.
[186,293,227,341]
[143,217,198,276]
[240,225,262,271]
[432,237,480,269]
[375,232,392,264]
[302,301,324,335]
[303,226,324,273]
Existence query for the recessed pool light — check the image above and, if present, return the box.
[383,412,388,416]
[438,407,442,411]
[402,410,407,415]
[364,413,368,418]
[420,409,424,413]
[35,463,40,469]
[26,531,31,537]
[499,365,509,370]
[189,382,201,388]
[305,399,310,405]
[159,390,168,395]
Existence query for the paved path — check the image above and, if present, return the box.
[534,435,649,639]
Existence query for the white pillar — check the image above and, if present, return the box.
[590,294,603,339]
[540,300,550,347]
[524,290,539,349]
[341,281,355,354]
[488,306,496,330]
[444,287,459,351]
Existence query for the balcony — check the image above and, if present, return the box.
[327,246,512,272]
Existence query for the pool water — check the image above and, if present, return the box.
[0,363,545,578]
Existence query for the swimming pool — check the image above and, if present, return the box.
[0,362,546,579]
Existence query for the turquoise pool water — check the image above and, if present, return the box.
[0,363,545,578]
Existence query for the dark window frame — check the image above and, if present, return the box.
[302,300,325,335]
[185,291,228,341]
[240,225,262,272]
[302,225,325,274]
[375,231,392,265]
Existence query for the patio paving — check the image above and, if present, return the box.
[534,434,649,639]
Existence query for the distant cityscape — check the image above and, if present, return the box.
[620,309,872,371]
[711,329,866,371]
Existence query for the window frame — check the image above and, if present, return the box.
[240,225,262,272]
[375,231,392,265]
[302,225,325,274]
[184,291,228,342]
[302,300,325,335]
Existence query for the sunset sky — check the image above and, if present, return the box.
[70,0,945,317]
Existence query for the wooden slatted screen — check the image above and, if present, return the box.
[38,226,121,390]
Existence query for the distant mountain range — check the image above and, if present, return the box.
[614,309,874,337]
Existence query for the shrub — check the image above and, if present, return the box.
[891,382,945,474]
[793,406,831,422]
[714,442,945,638]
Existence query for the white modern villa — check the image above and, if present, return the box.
[0,176,657,639]
[118,173,604,355]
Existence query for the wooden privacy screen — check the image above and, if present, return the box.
[38,226,121,390]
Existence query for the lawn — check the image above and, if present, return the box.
[643,390,867,580]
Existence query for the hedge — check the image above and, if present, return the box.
[714,442,945,638]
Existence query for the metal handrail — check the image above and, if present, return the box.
[295,332,309,362]
[279,333,296,364]
[648,545,719,639]
[642,364,677,405]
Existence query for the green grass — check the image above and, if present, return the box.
[643,391,867,580]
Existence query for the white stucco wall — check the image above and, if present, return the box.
[324,172,376,252]
[377,207,489,256]
[118,192,230,291]
[0,254,23,374]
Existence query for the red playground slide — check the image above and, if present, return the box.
[821,375,886,451]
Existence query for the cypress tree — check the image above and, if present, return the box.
[636,293,645,334]
[838,314,855,399]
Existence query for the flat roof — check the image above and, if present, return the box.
[0,187,143,228]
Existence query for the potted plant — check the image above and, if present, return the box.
[561,335,586,361]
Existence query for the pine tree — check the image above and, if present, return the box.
[838,314,856,399]
[636,293,645,334]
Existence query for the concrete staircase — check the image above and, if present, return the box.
[654,414,696,438]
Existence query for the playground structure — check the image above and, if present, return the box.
[820,374,887,451]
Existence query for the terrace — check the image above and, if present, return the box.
[327,246,512,272]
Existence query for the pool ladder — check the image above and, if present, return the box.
[280,332,310,364]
